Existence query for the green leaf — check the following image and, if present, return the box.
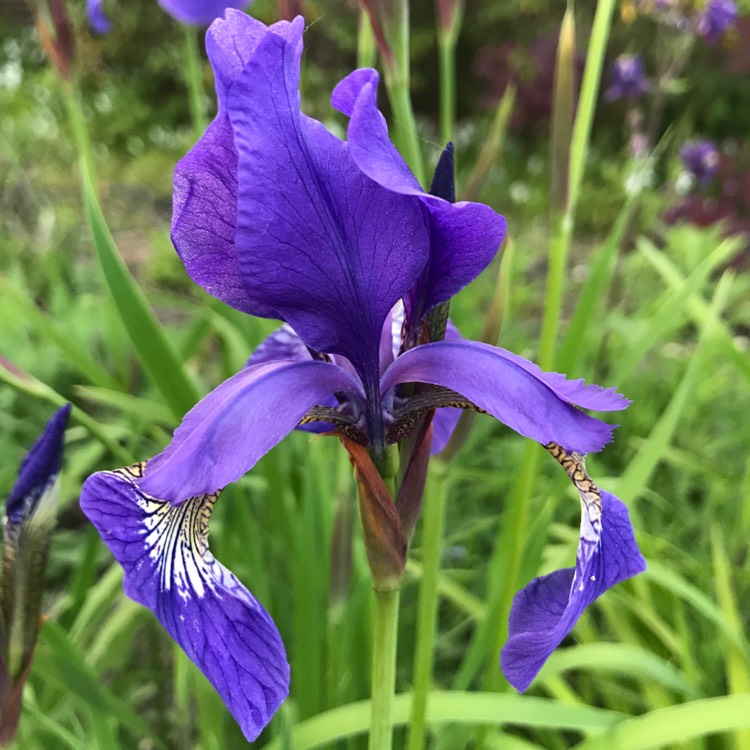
[264,692,625,750]
[572,695,750,749]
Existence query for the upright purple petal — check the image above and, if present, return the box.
[158,0,251,27]
[227,32,429,386]
[86,0,111,34]
[7,404,71,526]
[206,12,303,113]
[141,360,364,502]
[334,70,507,319]
[501,490,646,691]
[172,17,304,316]
[80,465,289,741]
[381,340,621,454]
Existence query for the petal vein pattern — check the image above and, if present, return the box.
[141,359,364,502]
[380,340,622,453]
[80,464,289,742]
[227,30,429,382]
[500,445,646,691]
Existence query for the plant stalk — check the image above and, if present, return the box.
[368,586,401,750]
[406,460,448,750]
[182,25,208,138]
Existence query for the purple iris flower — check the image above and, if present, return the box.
[696,0,738,42]
[604,54,651,102]
[680,140,720,185]
[86,0,250,33]
[80,11,646,738]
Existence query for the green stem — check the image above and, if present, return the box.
[369,587,401,750]
[358,7,377,69]
[382,0,425,185]
[182,25,208,137]
[437,32,456,147]
[407,461,448,750]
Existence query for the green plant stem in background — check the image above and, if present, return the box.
[407,460,448,750]
[358,7,377,69]
[435,0,464,148]
[369,587,401,750]
[381,0,425,185]
[183,25,208,138]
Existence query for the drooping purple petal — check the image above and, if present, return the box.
[334,70,507,319]
[228,33,429,387]
[500,491,646,691]
[247,325,338,434]
[463,341,630,412]
[6,404,71,526]
[80,465,289,741]
[86,0,111,34]
[157,0,251,27]
[141,360,364,502]
[381,340,621,454]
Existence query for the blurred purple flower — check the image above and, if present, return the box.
[696,0,738,42]
[605,54,651,102]
[680,140,720,184]
[80,11,644,735]
[86,0,251,32]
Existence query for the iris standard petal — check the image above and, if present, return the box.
[172,117,275,316]
[7,404,71,526]
[141,360,364,502]
[80,464,289,741]
[86,0,112,34]
[228,33,429,385]
[206,12,303,112]
[381,340,619,454]
[500,489,646,691]
[337,70,506,317]
[157,0,251,26]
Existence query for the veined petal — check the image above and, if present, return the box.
[335,70,506,318]
[206,12,303,113]
[228,33,429,384]
[158,0,251,27]
[86,0,111,34]
[141,360,364,502]
[172,16,304,314]
[6,404,71,527]
[462,341,630,412]
[500,482,646,692]
[172,117,274,316]
[80,464,288,741]
[381,340,618,454]
[247,325,338,434]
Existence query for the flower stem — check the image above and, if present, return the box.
[182,25,208,138]
[437,32,456,148]
[369,586,401,750]
[406,460,448,750]
[381,0,425,185]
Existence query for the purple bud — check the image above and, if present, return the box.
[680,140,720,185]
[605,54,651,102]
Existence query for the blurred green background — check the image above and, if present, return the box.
[2,0,750,748]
